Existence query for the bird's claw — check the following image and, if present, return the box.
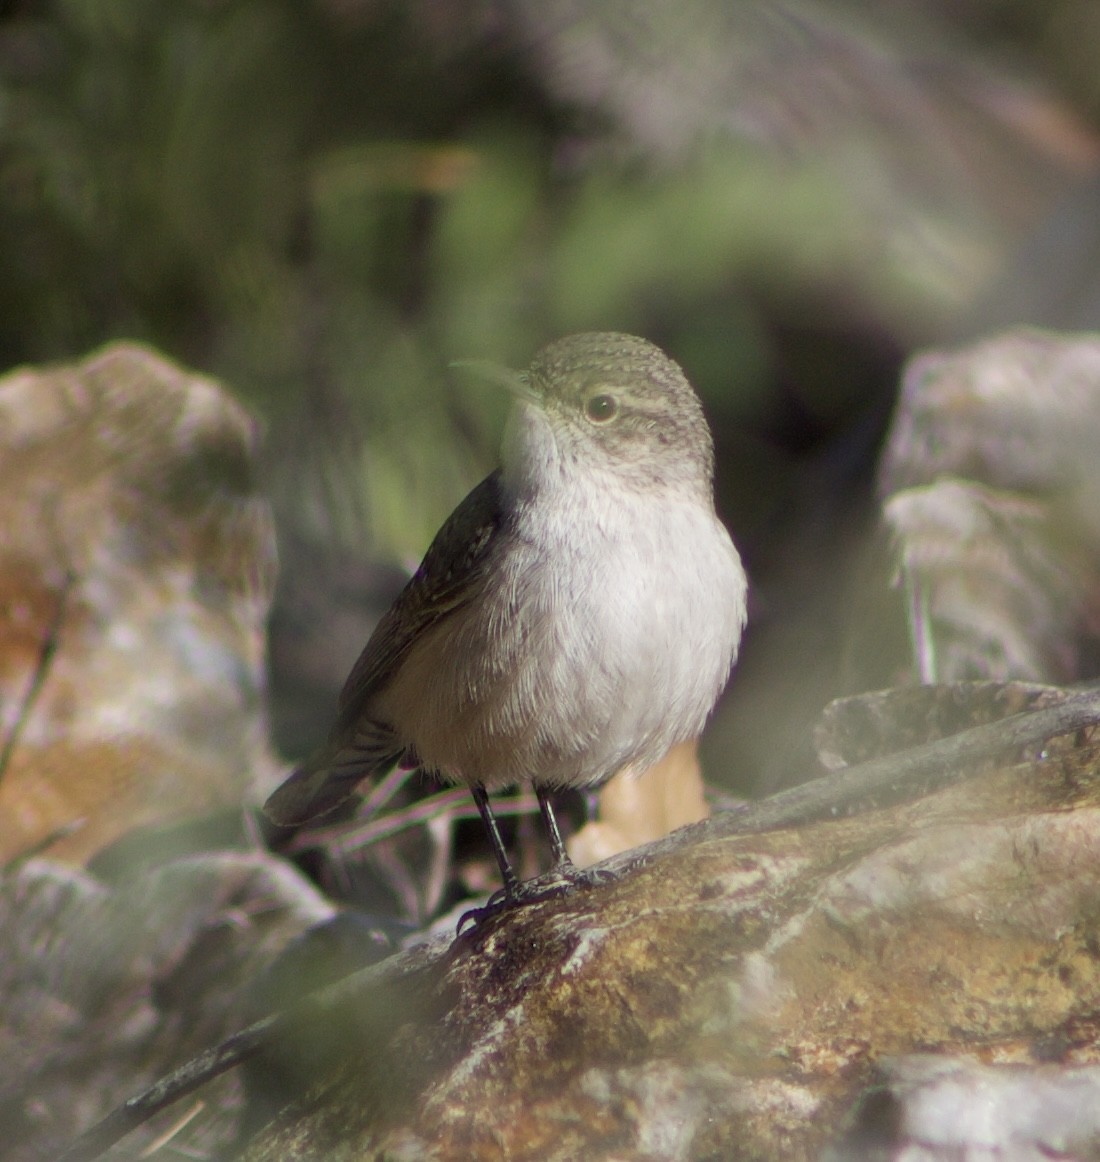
[455,861,618,935]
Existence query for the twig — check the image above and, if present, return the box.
[136,1099,205,1158]
[3,818,86,873]
[54,935,449,1162]
[287,788,540,855]
[0,571,73,786]
[54,1018,274,1162]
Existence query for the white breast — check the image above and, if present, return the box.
[531,471,747,781]
[379,458,747,792]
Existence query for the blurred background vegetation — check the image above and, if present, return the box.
[4,0,1100,794]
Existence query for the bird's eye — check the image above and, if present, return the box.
[585,393,619,423]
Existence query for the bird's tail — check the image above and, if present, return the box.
[263,731,404,829]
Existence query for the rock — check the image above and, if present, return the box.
[568,740,710,868]
[242,694,1100,1160]
[1,852,338,1162]
[813,680,1071,770]
[829,1055,1100,1159]
[0,342,280,863]
[878,328,1100,684]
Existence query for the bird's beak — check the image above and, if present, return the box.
[450,359,538,403]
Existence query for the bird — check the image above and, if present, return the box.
[264,332,748,909]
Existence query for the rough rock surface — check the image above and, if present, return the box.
[0,341,279,862]
[2,852,337,1162]
[879,328,1100,684]
[244,709,1100,1160]
[0,343,323,1162]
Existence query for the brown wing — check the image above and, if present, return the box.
[264,472,507,827]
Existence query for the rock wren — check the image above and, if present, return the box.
[265,332,748,906]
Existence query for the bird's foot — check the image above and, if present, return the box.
[456,860,617,935]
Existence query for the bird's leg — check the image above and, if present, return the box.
[470,785,520,899]
[536,786,617,890]
[535,785,574,871]
[457,785,612,936]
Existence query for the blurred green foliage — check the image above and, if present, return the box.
[0,0,954,558]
